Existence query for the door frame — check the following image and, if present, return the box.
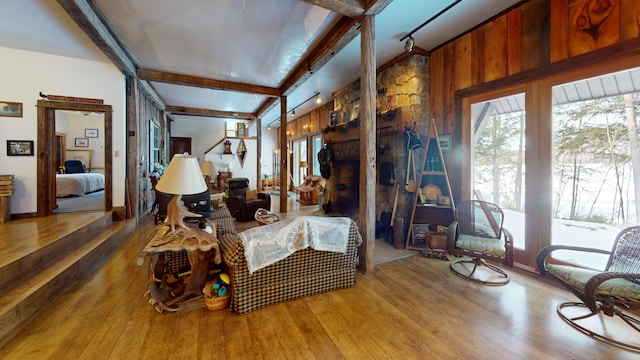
[37,100,113,216]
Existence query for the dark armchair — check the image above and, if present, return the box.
[537,226,640,351]
[447,200,514,285]
[224,177,271,221]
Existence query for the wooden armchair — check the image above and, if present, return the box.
[295,175,323,205]
[537,226,640,351]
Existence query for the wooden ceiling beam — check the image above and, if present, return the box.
[137,69,281,97]
[57,0,165,108]
[278,15,359,99]
[302,0,364,18]
[165,105,255,120]
[363,0,394,16]
[277,0,393,101]
[255,97,281,122]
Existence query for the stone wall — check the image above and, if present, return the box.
[322,53,429,240]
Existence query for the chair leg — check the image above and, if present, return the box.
[450,256,509,285]
[557,302,640,352]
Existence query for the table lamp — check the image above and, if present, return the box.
[200,160,216,188]
[299,160,308,178]
[154,153,207,232]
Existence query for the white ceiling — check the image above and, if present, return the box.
[0,0,523,127]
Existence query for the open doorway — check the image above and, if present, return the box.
[36,100,112,217]
[52,110,106,213]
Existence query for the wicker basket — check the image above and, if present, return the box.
[205,292,230,311]
[204,280,230,311]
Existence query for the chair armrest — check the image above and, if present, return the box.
[537,245,611,277]
[584,271,640,311]
[501,228,514,266]
[225,195,247,218]
[447,221,459,254]
[257,192,271,210]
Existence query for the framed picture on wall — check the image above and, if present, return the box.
[0,101,23,117]
[349,103,360,121]
[75,138,89,147]
[6,140,34,156]
[236,122,247,137]
[411,224,430,246]
[329,111,339,126]
[438,134,453,153]
[85,128,98,138]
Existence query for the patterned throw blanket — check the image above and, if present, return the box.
[239,216,352,274]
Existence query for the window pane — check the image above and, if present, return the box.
[312,135,322,176]
[471,93,526,250]
[551,69,639,269]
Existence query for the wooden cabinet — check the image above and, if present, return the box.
[405,120,455,255]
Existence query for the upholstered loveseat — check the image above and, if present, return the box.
[217,216,362,314]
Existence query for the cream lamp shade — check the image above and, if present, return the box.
[200,160,216,177]
[155,153,207,195]
[299,161,308,168]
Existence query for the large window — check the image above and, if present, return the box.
[551,69,640,269]
[311,135,322,176]
[292,139,307,186]
[465,64,640,269]
[471,93,526,250]
[149,120,160,174]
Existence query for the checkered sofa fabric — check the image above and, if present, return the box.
[219,219,362,314]
[213,216,237,237]
[211,207,233,220]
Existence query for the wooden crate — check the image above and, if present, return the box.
[427,232,448,250]
[0,196,10,224]
[0,175,14,196]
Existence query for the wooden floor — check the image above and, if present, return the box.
[0,202,637,359]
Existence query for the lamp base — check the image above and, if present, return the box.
[166,194,202,232]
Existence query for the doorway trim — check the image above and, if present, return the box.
[37,100,113,217]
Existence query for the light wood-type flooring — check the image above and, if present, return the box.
[0,198,637,359]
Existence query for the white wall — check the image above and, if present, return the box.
[0,47,125,214]
[172,117,277,189]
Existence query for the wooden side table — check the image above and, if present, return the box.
[142,222,221,313]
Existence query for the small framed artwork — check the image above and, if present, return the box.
[0,101,23,117]
[438,134,453,153]
[85,128,99,138]
[7,140,34,156]
[411,224,431,245]
[349,103,360,121]
[75,138,89,147]
[236,122,247,137]
[329,111,339,126]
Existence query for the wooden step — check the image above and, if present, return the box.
[0,213,135,341]
[0,212,111,292]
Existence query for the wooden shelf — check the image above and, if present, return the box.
[405,119,456,251]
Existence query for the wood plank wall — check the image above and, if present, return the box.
[135,87,162,217]
[287,102,333,142]
[429,0,640,199]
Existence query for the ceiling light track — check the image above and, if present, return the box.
[289,91,321,117]
[267,91,321,129]
[399,0,462,51]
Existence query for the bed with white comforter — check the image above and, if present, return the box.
[56,173,105,197]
